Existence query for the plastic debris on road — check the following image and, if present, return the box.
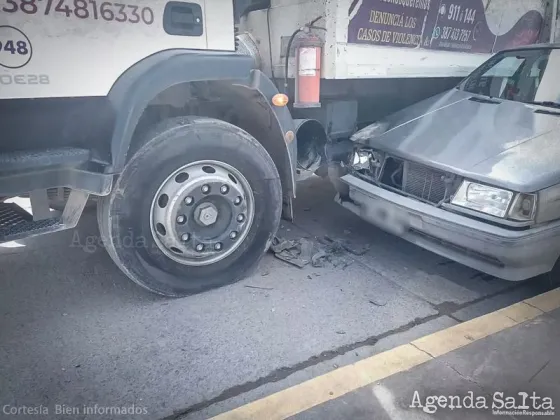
[270,234,370,269]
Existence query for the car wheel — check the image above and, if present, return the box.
[97,116,282,297]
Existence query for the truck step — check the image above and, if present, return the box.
[0,203,65,243]
[0,147,91,172]
[0,189,89,243]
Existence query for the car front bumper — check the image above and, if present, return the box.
[337,174,560,281]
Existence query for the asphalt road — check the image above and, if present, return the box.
[0,177,555,420]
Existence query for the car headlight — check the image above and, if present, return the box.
[351,149,383,171]
[451,181,514,218]
[352,149,371,169]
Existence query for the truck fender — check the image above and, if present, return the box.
[107,50,296,195]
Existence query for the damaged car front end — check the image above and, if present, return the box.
[336,45,560,281]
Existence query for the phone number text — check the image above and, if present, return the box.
[441,26,471,42]
[2,0,155,25]
[446,4,477,25]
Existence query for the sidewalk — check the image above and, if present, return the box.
[212,288,560,419]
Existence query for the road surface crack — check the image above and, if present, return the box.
[160,313,444,419]
[528,360,550,383]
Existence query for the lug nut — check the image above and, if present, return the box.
[214,243,223,251]
[181,233,190,242]
[201,185,210,194]
[230,231,238,240]
[195,244,204,252]
[176,215,186,224]
[237,214,245,223]
[234,196,242,205]
[220,185,229,194]
[184,196,194,205]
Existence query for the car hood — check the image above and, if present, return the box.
[352,89,560,192]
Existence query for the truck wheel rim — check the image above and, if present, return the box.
[150,160,255,266]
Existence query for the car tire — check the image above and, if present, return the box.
[97,116,282,297]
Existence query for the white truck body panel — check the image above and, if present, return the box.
[0,0,554,99]
[242,0,552,80]
[0,0,235,99]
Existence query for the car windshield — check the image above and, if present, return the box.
[459,48,560,108]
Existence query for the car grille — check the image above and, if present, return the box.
[403,161,447,204]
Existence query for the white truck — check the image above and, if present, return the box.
[0,0,556,296]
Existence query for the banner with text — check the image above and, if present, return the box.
[347,0,544,53]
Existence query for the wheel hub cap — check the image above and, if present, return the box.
[195,203,219,226]
[150,160,255,266]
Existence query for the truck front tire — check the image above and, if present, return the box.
[98,117,282,297]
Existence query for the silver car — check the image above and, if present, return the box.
[338,44,560,281]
